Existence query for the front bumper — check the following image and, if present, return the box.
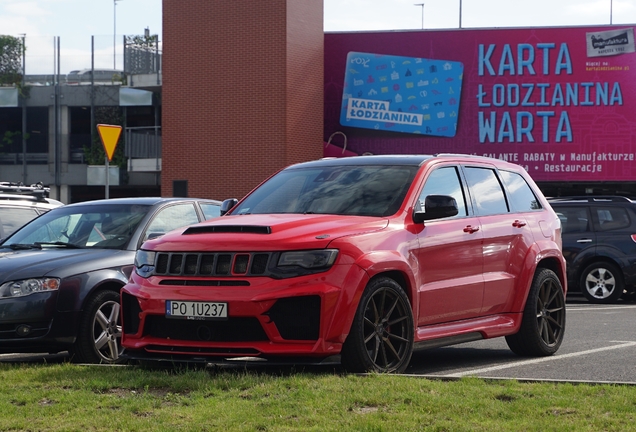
[121,264,369,361]
[0,291,79,353]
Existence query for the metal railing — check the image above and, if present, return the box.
[125,126,162,159]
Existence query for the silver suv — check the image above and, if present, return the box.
[0,182,63,240]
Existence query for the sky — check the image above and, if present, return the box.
[0,0,635,74]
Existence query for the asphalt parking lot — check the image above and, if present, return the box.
[406,293,636,384]
[2,293,635,384]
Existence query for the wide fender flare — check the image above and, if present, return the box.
[509,240,567,313]
[56,268,130,312]
[326,250,417,343]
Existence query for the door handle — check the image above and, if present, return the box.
[512,220,526,228]
[577,239,593,243]
[463,225,480,234]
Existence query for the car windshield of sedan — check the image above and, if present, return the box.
[0,203,151,250]
[232,165,418,217]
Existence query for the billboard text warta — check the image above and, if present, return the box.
[324,26,636,182]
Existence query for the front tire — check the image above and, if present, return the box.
[579,262,624,304]
[69,290,125,364]
[506,268,566,357]
[341,277,414,373]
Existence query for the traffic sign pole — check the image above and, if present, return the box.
[96,124,122,200]
[105,157,110,199]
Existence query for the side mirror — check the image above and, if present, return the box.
[220,198,239,216]
[413,195,459,223]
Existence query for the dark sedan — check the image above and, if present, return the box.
[0,197,221,363]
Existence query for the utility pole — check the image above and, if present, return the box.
[414,3,424,29]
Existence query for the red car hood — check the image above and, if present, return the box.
[144,213,389,252]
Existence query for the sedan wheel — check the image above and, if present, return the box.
[70,290,125,364]
[341,277,414,373]
[92,299,124,362]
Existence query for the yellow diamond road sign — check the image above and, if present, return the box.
[97,124,122,162]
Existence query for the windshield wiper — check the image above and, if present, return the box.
[34,241,83,249]
[6,243,43,250]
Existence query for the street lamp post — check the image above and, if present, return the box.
[20,34,26,184]
[610,0,613,24]
[114,0,123,69]
[414,3,424,29]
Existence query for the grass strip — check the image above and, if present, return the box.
[0,362,634,431]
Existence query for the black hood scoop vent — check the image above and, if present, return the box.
[183,225,272,235]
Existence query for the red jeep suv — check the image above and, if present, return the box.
[122,154,567,373]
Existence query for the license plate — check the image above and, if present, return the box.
[165,300,228,320]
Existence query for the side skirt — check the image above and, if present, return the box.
[413,332,482,351]
[414,314,520,350]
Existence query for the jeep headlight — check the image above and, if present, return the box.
[134,249,156,278]
[278,249,338,269]
[0,278,60,298]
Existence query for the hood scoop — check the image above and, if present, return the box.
[183,225,272,235]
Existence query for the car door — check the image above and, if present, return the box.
[590,204,636,266]
[462,165,530,315]
[554,204,595,285]
[415,164,485,326]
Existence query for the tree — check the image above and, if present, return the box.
[0,35,24,86]
[2,131,29,153]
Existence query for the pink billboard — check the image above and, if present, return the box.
[324,26,636,182]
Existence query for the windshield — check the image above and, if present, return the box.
[1,203,151,250]
[232,165,418,217]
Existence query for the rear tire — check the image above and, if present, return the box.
[341,277,414,373]
[506,268,565,357]
[579,262,624,304]
[69,290,125,364]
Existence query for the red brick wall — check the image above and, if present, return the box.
[162,0,324,200]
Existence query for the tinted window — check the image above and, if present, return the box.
[232,165,418,217]
[594,206,630,231]
[200,202,221,219]
[0,207,39,238]
[555,207,590,234]
[418,166,467,217]
[464,167,508,216]
[499,170,541,212]
[144,203,200,241]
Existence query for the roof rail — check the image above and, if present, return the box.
[433,153,502,161]
[0,182,50,201]
[548,195,634,203]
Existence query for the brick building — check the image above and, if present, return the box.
[161,0,324,201]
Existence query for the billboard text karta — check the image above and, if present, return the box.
[324,26,636,182]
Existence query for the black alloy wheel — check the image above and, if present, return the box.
[506,268,566,356]
[341,277,414,373]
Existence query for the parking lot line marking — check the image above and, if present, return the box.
[446,341,636,378]
[566,305,636,311]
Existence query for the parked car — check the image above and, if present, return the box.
[0,197,221,363]
[122,154,567,373]
[0,182,63,240]
[548,196,636,303]
[66,69,123,85]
